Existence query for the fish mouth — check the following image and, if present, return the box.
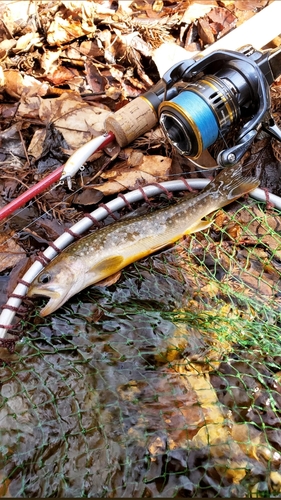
[27,287,65,317]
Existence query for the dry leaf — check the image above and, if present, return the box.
[235,0,267,11]
[231,423,280,463]
[79,40,104,58]
[270,472,281,493]
[47,15,95,46]
[96,29,116,64]
[72,189,104,206]
[2,1,37,36]
[117,0,134,17]
[0,473,11,498]
[0,124,26,158]
[3,70,24,99]
[38,93,112,148]
[197,18,215,45]
[120,32,152,58]
[94,170,158,196]
[85,62,107,93]
[17,96,42,121]
[95,154,172,195]
[27,128,47,160]
[46,66,80,86]
[40,48,62,74]
[14,32,43,53]
[0,233,25,272]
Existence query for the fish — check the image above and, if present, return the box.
[27,164,259,316]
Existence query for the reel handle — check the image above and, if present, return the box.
[218,130,257,167]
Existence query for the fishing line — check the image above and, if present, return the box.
[218,127,230,150]
[1,181,61,229]
[0,168,216,249]
[0,182,88,249]
[0,133,115,224]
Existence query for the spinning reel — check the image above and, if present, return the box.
[105,45,281,167]
[141,45,281,167]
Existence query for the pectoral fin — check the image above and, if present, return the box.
[89,255,124,278]
[184,219,212,235]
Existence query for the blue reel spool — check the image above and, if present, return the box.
[161,91,219,157]
[159,75,239,159]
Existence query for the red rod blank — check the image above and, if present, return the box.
[0,165,64,221]
[0,132,115,222]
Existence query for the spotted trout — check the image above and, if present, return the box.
[27,164,259,316]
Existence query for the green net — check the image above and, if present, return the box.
[2,197,281,498]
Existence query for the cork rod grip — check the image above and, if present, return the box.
[105,97,158,147]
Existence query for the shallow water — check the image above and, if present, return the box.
[2,202,281,497]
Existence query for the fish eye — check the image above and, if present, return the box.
[38,273,51,284]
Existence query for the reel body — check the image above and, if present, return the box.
[157,47,281,166]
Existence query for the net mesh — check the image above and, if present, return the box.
[1,197,281,498]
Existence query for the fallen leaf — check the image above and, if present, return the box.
[0,232,26,272]
[270,471,281,493]
[27,129,47,160]
[38,93,112,148]
[0,39,17,53]
[96,29,116,64]
[119,367,205,448]
[47,8,96,46]
[85,61,107,93]
[0,473,11,498]
[0,124,26,158]
[95,154,172,195]
[116,1,134,17]
[197,18,215,45]
[14,32,43,53]
[3,70,24,99]
[207,6,237,26]
[153,0,164,13]
[46,66,80,86]
[2,1,37,36]
[40,48,62,75]
[94,170,158,195]
[72,188,104,206]
[120,32,152,58]
[79,40,104,58]
[235,0,267,11]
[17,96,42,121]
[231,423,280,463]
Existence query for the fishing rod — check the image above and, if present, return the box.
[2,3,281,338]
[2,44,281,223]
[0,0,281,220]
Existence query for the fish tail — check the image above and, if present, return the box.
[209,163,260,207]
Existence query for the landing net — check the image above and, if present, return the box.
[1,197,281,498]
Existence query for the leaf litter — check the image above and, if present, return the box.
[1,0,281,497]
